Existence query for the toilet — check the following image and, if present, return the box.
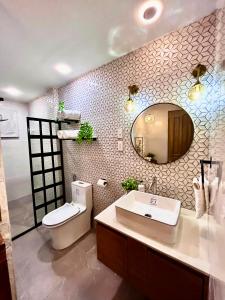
[42,181,92,250]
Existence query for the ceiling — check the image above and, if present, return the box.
[0,0,217,102]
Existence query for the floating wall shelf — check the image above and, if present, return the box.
[61,137,97,141]
[57,119,80,124]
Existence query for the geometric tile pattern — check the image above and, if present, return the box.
[38,12,218,214]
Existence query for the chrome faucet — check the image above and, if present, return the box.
[150,176,157,195]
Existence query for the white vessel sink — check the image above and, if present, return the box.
[115,190,181,244]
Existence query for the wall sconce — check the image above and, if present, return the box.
[145,114,155,123]
[124,85,139,112]
[188,64,207,101]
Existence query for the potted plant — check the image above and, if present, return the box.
[121,177,138,193]
[57,101,65,121]
[76,122,94,144]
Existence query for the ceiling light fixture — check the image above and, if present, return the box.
[188,64,207,101]
[138,0,163,25]
[54,63,72,75]
[2,86,22,97]
[124,85,139,113]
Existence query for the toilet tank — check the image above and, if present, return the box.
[71,181,92,210]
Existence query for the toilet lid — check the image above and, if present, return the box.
[42,203,80,226]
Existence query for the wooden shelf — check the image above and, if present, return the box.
[61,137,97,141]
[57,119,80,124]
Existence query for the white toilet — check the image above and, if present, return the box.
[42,181,92,250]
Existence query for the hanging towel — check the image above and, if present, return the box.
[193,177,209,218]
[62,110,81,121]
[57,130,79,139]
[200,176,210,211]
[209,177,219,208]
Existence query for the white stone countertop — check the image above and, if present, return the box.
[95,198,210,276]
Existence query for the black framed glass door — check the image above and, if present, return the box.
[27,117,65,227]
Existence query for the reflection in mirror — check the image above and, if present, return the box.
[131,103,194,164]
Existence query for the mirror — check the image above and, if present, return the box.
[131,103,194,164]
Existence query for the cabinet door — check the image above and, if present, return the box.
[96,223,127,277]
[0,249,12,300]
[127,238,148,295]
[147,249,204,300]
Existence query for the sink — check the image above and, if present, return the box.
[115,190,181,244]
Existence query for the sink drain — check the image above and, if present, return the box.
[144,213,152,218]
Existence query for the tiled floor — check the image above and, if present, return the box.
[8,195,34,238]
[13,228,146,300]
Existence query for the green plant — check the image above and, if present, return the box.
[121,177,138,192]
[58,101,65,112]
[76,122,93,144]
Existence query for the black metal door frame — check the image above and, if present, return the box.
[12,117,66,240]
[27,117,66,226]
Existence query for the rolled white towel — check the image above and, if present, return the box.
[57,130,79,139]
[193,177,206,218]
[62,110,81,121]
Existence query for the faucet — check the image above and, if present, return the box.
[150,176,157,195]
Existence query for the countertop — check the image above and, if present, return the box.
[95,198,210,276]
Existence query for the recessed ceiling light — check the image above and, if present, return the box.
[138,0,163,25]
[2,86,23,97]
[54,63,72,75]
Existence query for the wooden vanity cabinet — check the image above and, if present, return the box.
[96,222,127,277]
[0,235,12,300]
[96,223,209,300]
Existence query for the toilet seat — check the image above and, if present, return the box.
[42,203,83,227]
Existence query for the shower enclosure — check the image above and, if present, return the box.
[0,113,65,239]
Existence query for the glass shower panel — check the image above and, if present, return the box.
[47,202,56,214]
[46,187,55,202]
[208,3,225,299]
[34,191,44,206]
[30,140,41,154]
[54,155,61,167]
[33,174,43,190]
[53,139,60,152]
[29,120,40,135]
[55,170,62,183]
[27,117,65,229]
[45,172,54,186]
[56,185,63,198]
[43,139,51,153]
[44,156,53,169]
[32,157,42,172]
[36,207,46,224]
[42,122,50,135]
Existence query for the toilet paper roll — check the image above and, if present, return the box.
[97,179,107,188]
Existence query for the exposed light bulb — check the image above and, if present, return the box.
[188,81,205,101]
[124,98,135,112]
[145,114,155,123]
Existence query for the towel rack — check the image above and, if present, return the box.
[200,157,223,185]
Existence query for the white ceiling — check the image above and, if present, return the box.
[0,0,217,102]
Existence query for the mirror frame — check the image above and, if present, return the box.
[130,103,194,165]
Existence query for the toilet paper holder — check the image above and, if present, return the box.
[97,178,108,187]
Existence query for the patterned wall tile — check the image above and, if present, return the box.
[55,12,218,214]
[33,13,218,214]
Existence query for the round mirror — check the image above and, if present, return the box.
[131,103,194,164]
